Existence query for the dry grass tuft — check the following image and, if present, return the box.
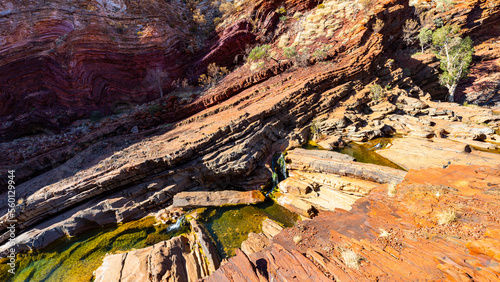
[293,235,302,244]
[340,248,361,269]
[387,183,397,197]
[436,209,457,225]
[378,228,390,237]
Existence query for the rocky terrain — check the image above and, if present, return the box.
[208,165,500,281]
[1,0,500,281]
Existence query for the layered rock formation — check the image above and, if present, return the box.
[94,220,220,282]
[2,0,500,254]
[1,0,500,280]
[0,0,192,141]
[207,165,500,281]
[172,190,266,209]
[275,148,404,218]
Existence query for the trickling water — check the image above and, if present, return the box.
[166,215,185,233]
[266,152,287,197]
[271,172,278,189]
[277,153,287,179]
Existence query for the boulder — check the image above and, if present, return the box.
[377,137,500,170]
[190,220,220,272]
[172,191,266,209]
[316,135,345,150]
[286,148,406,185]
[241,217,283,256]
[241,232,271,255]
[262,218,284,238]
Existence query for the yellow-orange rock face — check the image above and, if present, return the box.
[208,165,500,281]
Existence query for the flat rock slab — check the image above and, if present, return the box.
[172,190,266,209]
[286,148,406,185]
[377,137,500,170]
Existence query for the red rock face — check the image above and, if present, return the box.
[0,1,265,141]
[3,0,497,142]
[0,3,184,140]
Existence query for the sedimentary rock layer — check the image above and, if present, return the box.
[286,148,406,184]
[172,190,266,209]
[2,0,500,264]
[207,165,500,281]
[94,220,220,282]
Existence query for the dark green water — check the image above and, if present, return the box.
[197,199,299,258]
[301,140,325,150]
[0,200,297,281]
[301,138,404,170]
[338,138,405,170]
[0,217,188,282]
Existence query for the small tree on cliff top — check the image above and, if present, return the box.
[432,25,474,102]
[403,19,419,46]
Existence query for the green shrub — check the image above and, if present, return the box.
[417,28,432,52]
[283,46,298,59]
[311,119,324,140]
[219,2,235,14]
[432,25,473,102]
[276,7,286,14]
[148,104,162,115]
[373,19,384,34]
[313,49,327,61]
[198,63,230,89]
[248,45,271,61]
[213,17,221,26]
[403,19,419,45]
[318,4,325,9]
[283,46,311,67]
[434,18,444,28]
[370,84,384,101]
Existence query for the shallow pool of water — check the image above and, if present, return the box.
[301,140,325,150]
[0,199,298,281]
[0,217,188,282]
[198,199,299,258]
[337,138,405,170]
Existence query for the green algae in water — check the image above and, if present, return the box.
[303,137,404,170]
[0,217,189,282]
[301,140,326,150]
[338,138,405,170]
[199,199,298,258]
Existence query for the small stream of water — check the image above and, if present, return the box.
[266,152,287,197]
